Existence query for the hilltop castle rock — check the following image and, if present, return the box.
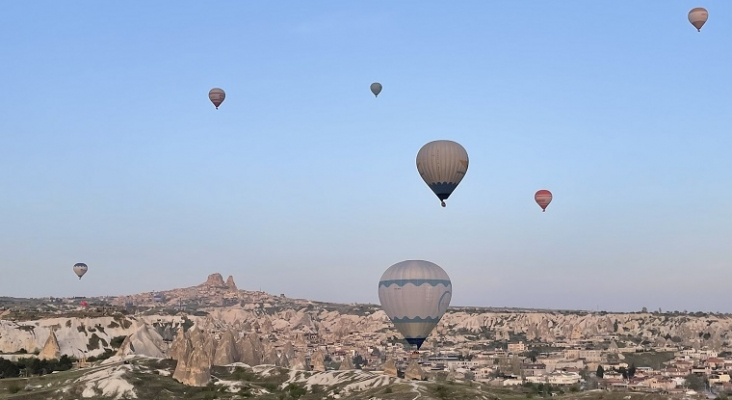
[204,273,226,287]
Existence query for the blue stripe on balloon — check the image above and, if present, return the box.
[429,182,458,200]
[379,279,451,288]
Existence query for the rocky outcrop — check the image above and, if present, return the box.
[383,357,397,377]
[168,328,188,361]
[38,329,61,361]
[225,275,237,291]
[204,273,226,287]
[277,351,290,368]
[126,321,167,358]
[212,330,238,366]
[236,334,262,366]
[290,353,309,371]
[310,350,326,372]
[339,354,354,370]
[115,335,134,357]
[172,336,193,383]
[184,346,211,386]
[405,359,425,380]
[173,327,212,387]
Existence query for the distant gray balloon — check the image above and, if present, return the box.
[73,263,88,280]
[688,7,708,32]
[209,88,226,109]
[370,82,382,97]
[416,140,469,207]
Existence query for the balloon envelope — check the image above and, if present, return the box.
[209,88,226,109]
[688,7,708,31]
[416,140,469,207]
[535,190,553,212]
[378,260,452,349]
[370,82,382,97]
[73,263,88,280]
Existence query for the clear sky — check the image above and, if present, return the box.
[1,1,730,313]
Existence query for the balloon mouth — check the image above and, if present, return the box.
[406,338,426,349]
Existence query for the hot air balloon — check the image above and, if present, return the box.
[688,7,708,32]
[378,260,452,350]
[73,263,88,280]
[535,190,553,212]
[370,82,382,97]
[209,88,226,109]
[416,140,469,207]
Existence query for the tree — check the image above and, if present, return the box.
[596,365,604,378]
[524,350,539,363]
[641,306,648,313]
[353,355,365,369]
[627,363,636,378]
[684,374,705,391]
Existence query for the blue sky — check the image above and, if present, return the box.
[0,1,730,313]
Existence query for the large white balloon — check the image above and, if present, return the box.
[378,260,452,349]
[73,263,88,280]
[416,140,469,207]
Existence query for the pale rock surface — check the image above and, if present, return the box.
[382,357,397,377]
[290,353,309,371]
[310,350,326,372]
[203,333,217,364]
[405,359,425,380]
[212,330,238,366]
[168,328,188,361]
[182,345,212,386]
[38,329,61,361]
[115,335,134,357]
[172,336,193,383]
[262,343,279,365]
[339,354,354,370]
[277,351,290,368]
[126,321,167,358]
[282,342,296,362]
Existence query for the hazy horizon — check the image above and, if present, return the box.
[1,1,730,313]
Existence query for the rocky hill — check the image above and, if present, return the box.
[1,273,731,393]
[2,274,732,358]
